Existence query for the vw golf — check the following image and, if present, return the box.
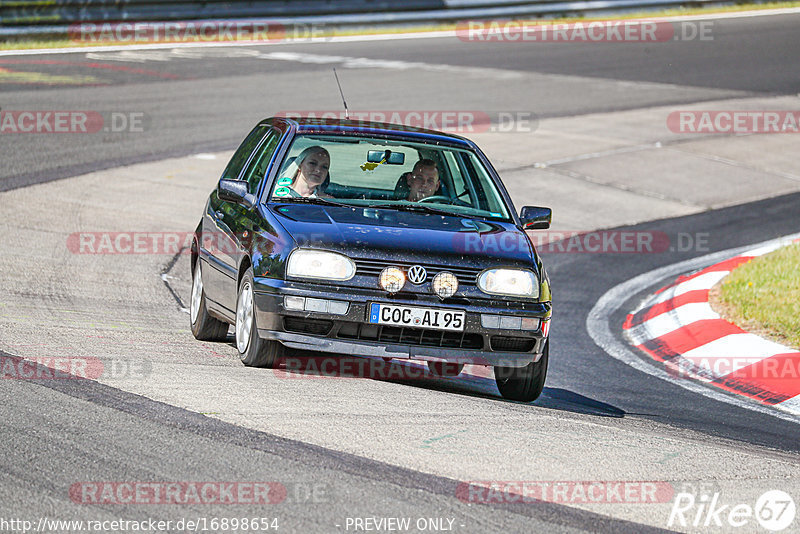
[190,117,552,401]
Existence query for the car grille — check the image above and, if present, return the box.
[354,259,481,286]
[490,336,536,353]
[337,323,483,350]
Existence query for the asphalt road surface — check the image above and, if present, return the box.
[1,9,799,534]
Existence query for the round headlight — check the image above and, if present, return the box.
[477,269,538,298]
[432,272,458,299]
[379,267,405,293]
[287,249,355,281]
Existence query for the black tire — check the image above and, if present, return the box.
[427,361,465,377]
[235,268,282,368]
[494,340,548,402]
[190,260,229,341]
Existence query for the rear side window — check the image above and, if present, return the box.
[220,125,270,181]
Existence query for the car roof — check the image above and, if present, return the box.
[267,117,475,149]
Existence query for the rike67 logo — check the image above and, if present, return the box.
[669,490,796,531]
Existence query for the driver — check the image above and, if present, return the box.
[406,159,439,202]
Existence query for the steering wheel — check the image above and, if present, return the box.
[419,195,454,204]
[419,195,473,208]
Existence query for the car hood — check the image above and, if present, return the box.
[270,203,536,268]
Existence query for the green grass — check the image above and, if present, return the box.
[718,243,800,349]
[1,1,800,50]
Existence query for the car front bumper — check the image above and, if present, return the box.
[252,278,550,368]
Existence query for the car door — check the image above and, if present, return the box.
[218,128,282,303]
[203,125,278,313]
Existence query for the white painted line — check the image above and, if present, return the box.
[587,232,800,425]
[626,301,719,344]
[649,270,729,305]
[85,50,175,63]
[743,242,785,257]
[682,333,789,376]
[256,51,524,79]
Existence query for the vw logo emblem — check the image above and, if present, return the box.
[407,265,427,285]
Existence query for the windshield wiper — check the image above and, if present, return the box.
[368,203,457,217]
[274,197,354,209]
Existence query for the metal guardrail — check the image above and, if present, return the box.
[0,1,447,26]
[0,0,755,39]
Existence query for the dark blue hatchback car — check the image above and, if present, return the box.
[191,117,552,401]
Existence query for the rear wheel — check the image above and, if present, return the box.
[236,268,282,368]
[494,340,548,402]
[190,260,229,341]
[427,361,464,377]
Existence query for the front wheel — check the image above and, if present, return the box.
[494,340,548,402]
[236,268,282,368]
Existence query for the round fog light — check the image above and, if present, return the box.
[379,267,405,293]
[432,272,458,299]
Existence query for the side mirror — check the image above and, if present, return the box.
[218,179,256,208]
[520,206,551,230]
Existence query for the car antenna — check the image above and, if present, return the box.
[333,68,349,120]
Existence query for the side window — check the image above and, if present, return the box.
[220,125,270,182]
[240,129,280,194]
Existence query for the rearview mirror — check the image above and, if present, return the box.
[218,179,256,208]
[367,150,405,165]
[520,206,551,230]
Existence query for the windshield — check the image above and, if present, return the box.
[268,134,511,221]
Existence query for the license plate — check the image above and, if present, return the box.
[368,303,465,331]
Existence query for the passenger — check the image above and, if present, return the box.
[406,159,440,202]
[289,146,331,198]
